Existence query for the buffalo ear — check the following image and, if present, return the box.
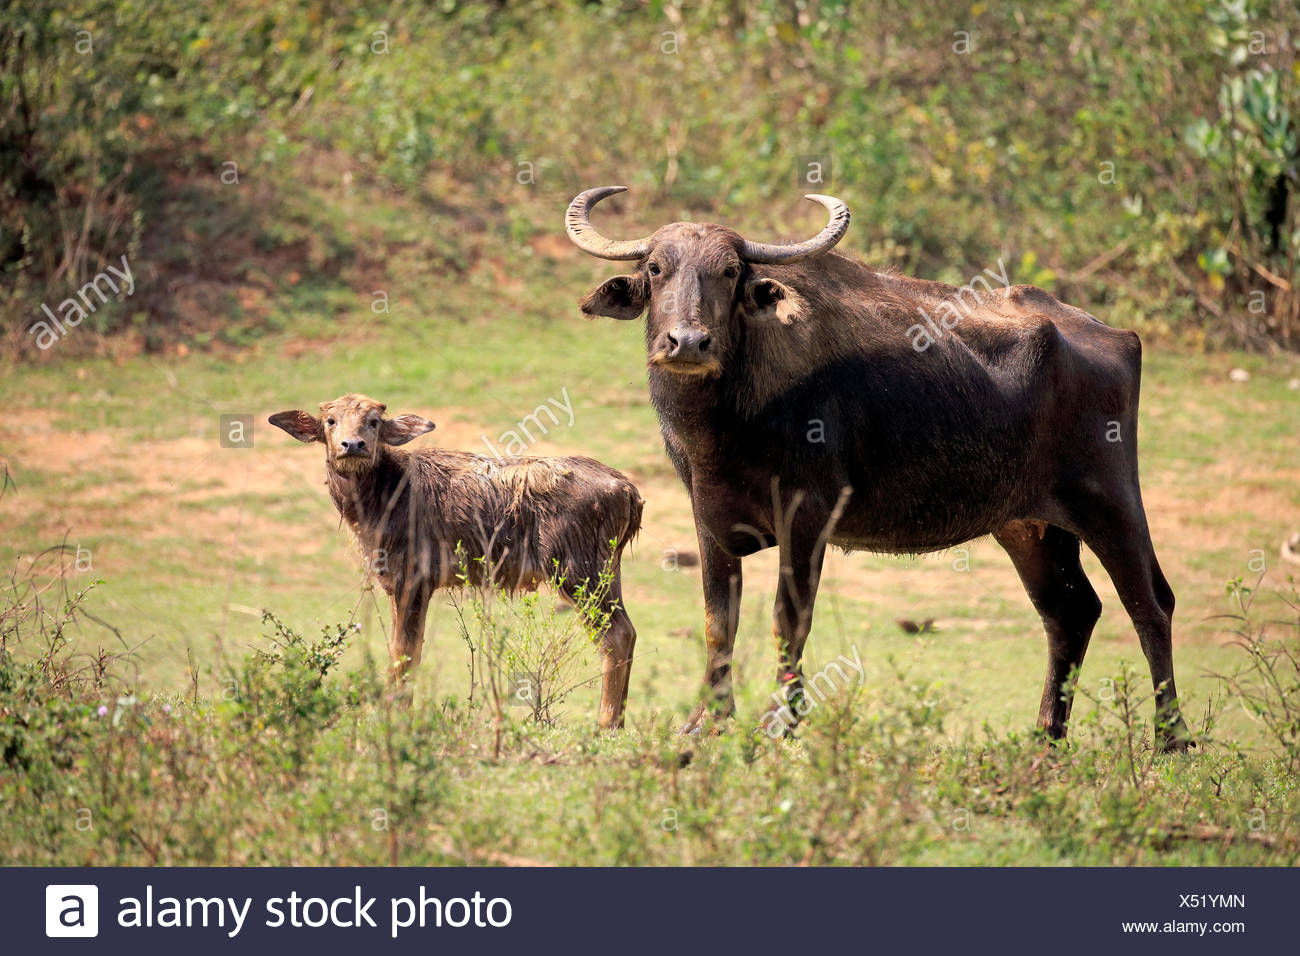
[579,274,649,320]
[269,410,323,443]
[743,277,804,325]
[380,414,436,446]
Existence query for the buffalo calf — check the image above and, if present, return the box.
[270,393,643,729]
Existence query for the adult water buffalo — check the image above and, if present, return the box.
[565,185,1192,752]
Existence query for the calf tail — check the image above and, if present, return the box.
[615,483,644,558]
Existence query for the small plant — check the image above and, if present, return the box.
[215,611,356,778]
[1212,578,1300,772]
[0,548,135,773]
[450,547,615,753]
[225,611,352,714]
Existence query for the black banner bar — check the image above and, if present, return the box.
[6,866,1294,953]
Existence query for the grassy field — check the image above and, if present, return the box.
[4,278,1300,720]
[3,0,1300,867]
[2,251,1299,865]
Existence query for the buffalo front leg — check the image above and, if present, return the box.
[388,582,430,685]
[682,529,742,734]
[763,527,827,737]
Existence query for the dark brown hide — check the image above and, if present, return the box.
[570,192,1191,752]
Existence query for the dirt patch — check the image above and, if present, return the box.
[2,420,114,474]
[2,410,333,567]
[528,233,583,261]
[4,387,1293,651]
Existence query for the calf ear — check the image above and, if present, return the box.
[268,410,323,443]
[380,414,436,446]
[579,274,649,320]
[742,277,804,325]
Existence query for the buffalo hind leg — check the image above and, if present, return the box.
[995,521,1102,742]
[564,573,637,731]
[683,530,742,734]
[1071,496,1192,753]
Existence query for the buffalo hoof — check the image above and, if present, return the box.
[754,696,801,741]
[1156,721,1196,755]
[681,704,731,737]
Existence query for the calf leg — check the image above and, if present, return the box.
[596,603,636,730]
[563,573,637,730]
[994,521,1103,741]
[388,582,430,684]
[683,529,742,733]
[1069,494,1192,753]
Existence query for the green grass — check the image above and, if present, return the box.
[3,3,1300,860]
[1,587,1296,867]
[3,281,1300,866]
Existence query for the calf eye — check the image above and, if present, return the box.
[648,262,661,276]
[326,418,336,427]
[368,418,379,428]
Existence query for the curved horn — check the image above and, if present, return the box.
[740,194,850,264]
[565,186,653,261]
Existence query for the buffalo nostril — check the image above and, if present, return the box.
[667,327,709,359]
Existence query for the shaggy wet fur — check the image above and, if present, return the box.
[270,394,643,728]
[325,448,641,595]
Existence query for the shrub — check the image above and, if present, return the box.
[4,0,1298,353]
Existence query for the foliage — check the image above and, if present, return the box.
[1211,577,1300,772]
[1,569,1297,865]
[2,0,1299,355]
[451,550,613,742]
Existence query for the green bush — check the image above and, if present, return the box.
[2,0,1298,349]
[1,563,1298,865]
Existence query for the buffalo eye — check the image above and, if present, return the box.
[647,262,662,276]
[723,264,739,279]
[326,418,336,427]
